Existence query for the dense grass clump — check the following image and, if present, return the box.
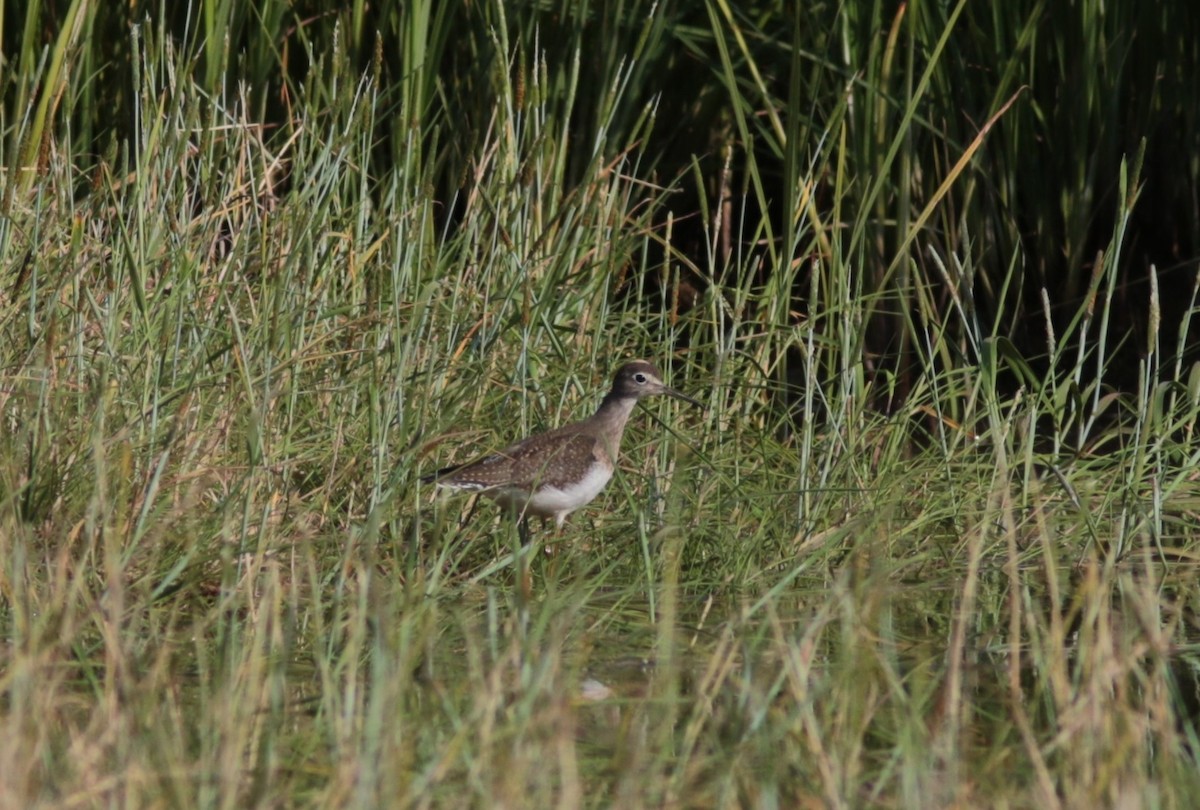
[2,2,1200,807]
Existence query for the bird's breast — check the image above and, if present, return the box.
[513,462,614,517]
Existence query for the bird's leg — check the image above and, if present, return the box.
[517,516,533,606]
[541,516,560,556]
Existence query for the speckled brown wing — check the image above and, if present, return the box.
[499,432,605,492]
[432,431,603,492]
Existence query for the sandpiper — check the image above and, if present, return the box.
[423,360,700,530]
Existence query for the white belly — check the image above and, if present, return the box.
[491,464,614,526]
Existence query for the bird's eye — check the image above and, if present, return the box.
[634,373,648,383]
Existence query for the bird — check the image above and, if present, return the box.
[422,360,700,533]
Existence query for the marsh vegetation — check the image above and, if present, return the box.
[3,1,1200,806]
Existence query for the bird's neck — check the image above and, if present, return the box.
[589,393,640,455]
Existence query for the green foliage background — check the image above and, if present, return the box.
[2,1,1200,806]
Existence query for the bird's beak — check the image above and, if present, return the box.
[663,386,703,408]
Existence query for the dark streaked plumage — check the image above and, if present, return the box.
[422,360,700,528]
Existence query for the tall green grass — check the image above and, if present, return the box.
[2,1,1199,806]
